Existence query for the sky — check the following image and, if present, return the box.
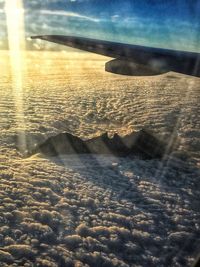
[0,0,200,52]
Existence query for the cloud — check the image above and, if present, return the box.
[0,47,199,266]
[40,9,100,22]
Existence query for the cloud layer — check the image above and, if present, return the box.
[0,51,199,265]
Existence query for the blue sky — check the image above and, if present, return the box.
[0,0,200,51]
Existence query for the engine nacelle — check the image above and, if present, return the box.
[105,58,169,76]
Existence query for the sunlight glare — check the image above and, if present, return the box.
[5,0,27,153]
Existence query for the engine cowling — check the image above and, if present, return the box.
[105,58,169,76]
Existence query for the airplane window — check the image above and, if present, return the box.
[0,0,199,266]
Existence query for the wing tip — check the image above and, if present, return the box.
[31,35,49,40]
[31,36,41,39]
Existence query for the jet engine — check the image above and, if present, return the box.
[105,58,169,76]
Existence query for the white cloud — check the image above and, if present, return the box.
[40,9,100,22]
[0,50,199,266]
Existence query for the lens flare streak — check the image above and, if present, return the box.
[5,0,27,152]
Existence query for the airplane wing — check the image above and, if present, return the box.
[31,35,200,77]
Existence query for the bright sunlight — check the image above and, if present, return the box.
[5,0,27,153]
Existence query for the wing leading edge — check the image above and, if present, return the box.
[31,35,200,77]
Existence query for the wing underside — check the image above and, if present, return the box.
[31,35,200,77]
